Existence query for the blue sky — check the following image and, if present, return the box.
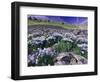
[28,15,88,25]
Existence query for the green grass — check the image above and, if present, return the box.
[53,41,87,59]
[53,41,73,53]
[28,20,86,30]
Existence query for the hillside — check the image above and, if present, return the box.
[28,19,87,30]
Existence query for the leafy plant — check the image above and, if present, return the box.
[53,41,73,53]
[28,43,37,54]
[37,55,54,66]
[81,51,88,59]
[73,46,81,55]
[72,44,87,59]
[28,43,34,54]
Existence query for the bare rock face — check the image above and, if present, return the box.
[54,52,87,65]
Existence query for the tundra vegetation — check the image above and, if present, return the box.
[28,16,88,66]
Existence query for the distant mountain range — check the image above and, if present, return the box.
[28,15,88,25]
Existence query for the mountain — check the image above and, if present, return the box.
[28,15,88,25]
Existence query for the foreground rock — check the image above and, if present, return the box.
[54,52,87,65]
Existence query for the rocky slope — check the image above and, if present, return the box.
[28,25,88,66]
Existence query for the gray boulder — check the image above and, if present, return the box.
[54,52,87,65]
